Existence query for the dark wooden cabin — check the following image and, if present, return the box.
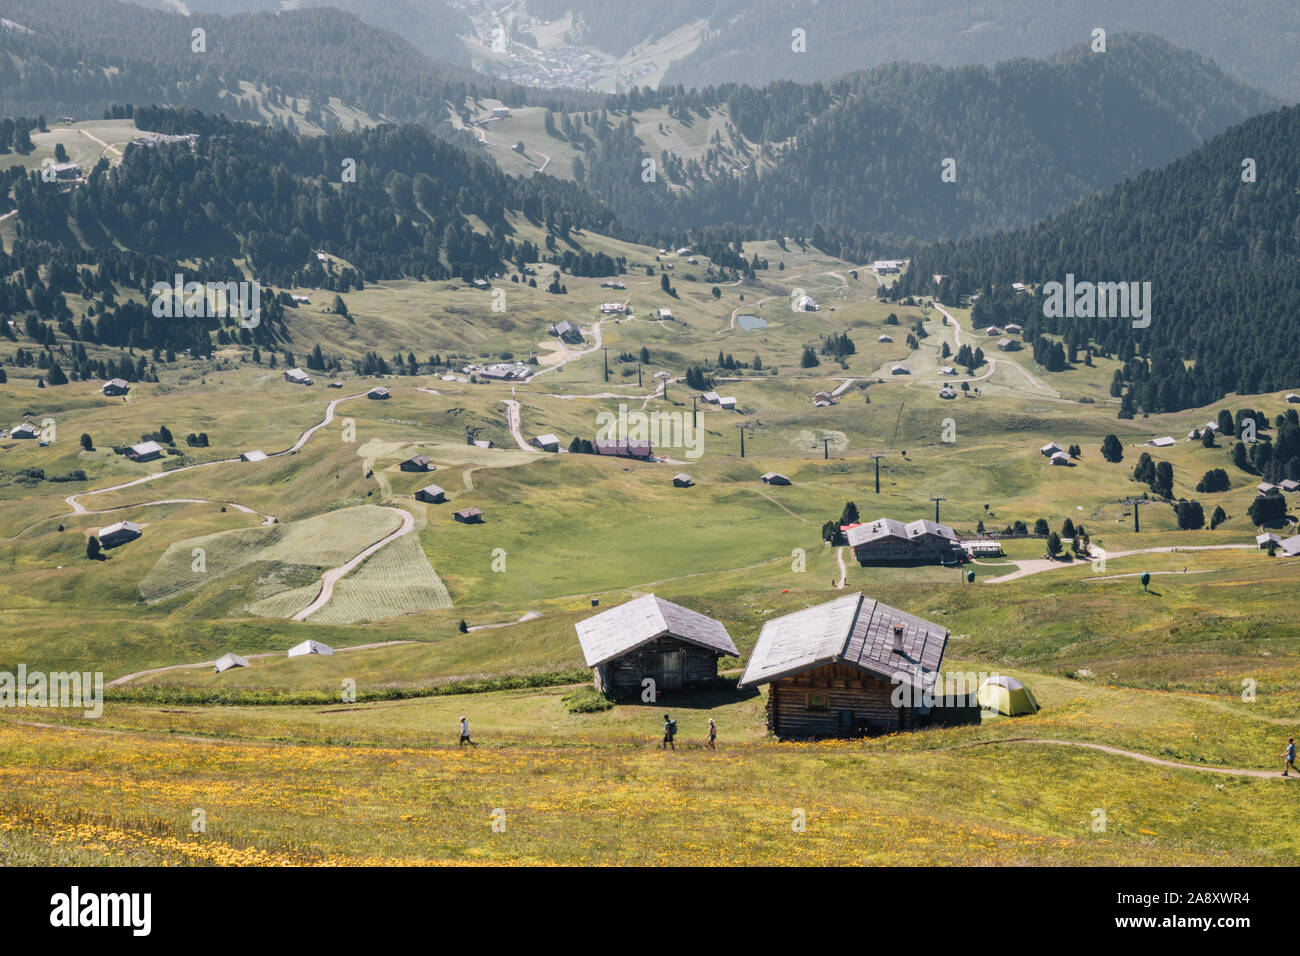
[738,591,978,738]
[575,594,737,696]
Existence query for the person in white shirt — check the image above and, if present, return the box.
[459,715,476,747]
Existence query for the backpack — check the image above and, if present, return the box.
[668,719,677,737]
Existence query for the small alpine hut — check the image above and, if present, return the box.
[415,484,447,504]
[576,594,738,696]
[400,454,434,472]
[672,473,694,488]
[454,507,483,523]
[738,591,977,738]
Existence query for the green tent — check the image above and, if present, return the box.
[978,676,1040,716]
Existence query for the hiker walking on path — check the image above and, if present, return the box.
[1284,736,1296,776]
[459,715,477,747]
[662,713,677,750]
[706,718,716,750]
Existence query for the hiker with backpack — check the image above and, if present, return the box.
[1284,736,1296,776]
[662,713,677,750]
[706,718,716,750]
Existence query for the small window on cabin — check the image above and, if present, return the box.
[806,693,828,712]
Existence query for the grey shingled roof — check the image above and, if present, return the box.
[575,594,737,667]
[738,592,948,691]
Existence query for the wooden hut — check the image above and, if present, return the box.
[575,594,738,696]
[738,591,978,738]
[415,484,446,504]
[400,454,434,472]
[453,507,483,523]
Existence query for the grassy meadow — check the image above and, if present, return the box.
[2,226,1298,865]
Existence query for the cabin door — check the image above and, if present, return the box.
[838,710,854,736]
[657,650,684,691]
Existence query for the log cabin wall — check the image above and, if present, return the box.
[599,635,722,696]
[766,668,982,738]
[768,662,903,738]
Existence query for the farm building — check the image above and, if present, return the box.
[214,653,248,673]
[1004,323,1023,333]
[479,363,532,381]
[1050,451,1071,466]
[284,368,312,385]
[672,473,694,487]
[761,472,791,485]
[719,396,737,409]
[1288,394,1300,403]
[97,520,142,549]
[491,106,511,118]
[472,278,489,290]
[415,485,447,504]
[795,295,818,311]
[241,450,267,462]
[939,386,957,399]
[939,366,956,376]
[891,364,910,375]
[812,390,834,406]
[9,423,39,439]
[847,517,962,565]
[1280,535,1300,556]
[702,392,721,404]
[1147,436,1176,448]
[454,508,483,523]
[288,639,334,657]
[985,326,1002,336]
[600,280,626,289]
[1257,532,1281,549]
[594,438,652,459]
[531,434,560,452]
[1040,442,1064,457]
[472,438,495,449]
[1258,482,1278,495]
[872,260,901,274]
[738,591,977,738]
[400,454,434,472]
[878,334,893,343]
[995,337,1019,351]
[367,386,390,400]
[126,440,163,462]
[963,539,1004,557]
[656,308,674,320]
[1281,479,1300,493]
[101,378,130,396]
[576,594,738,696]
[599,302,627,314]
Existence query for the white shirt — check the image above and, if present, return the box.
[460,719,469,735]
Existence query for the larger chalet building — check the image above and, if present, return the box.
[739,592,978,738]
[846,517,962,564]
[576,594,738,696]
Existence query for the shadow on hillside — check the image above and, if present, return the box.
[615,681,760,711]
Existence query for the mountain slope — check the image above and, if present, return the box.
[658,0,1300,103]
[577,35,1276,245]
[894,104,1300,417]
[0,0,599,129]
